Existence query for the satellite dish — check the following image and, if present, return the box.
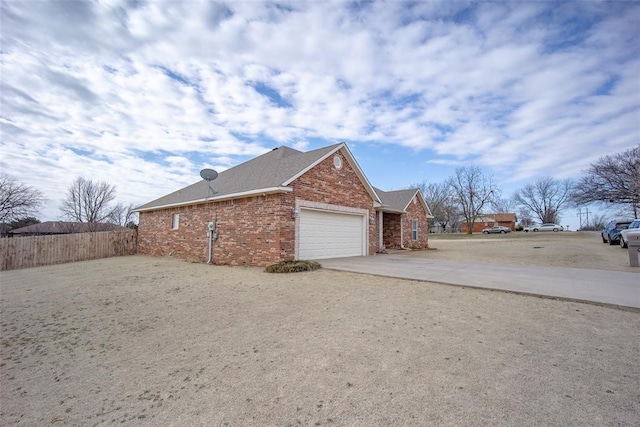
[200,168,218,181]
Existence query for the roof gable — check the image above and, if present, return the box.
[491,213,517,222]
[136,142,381,212]
[375,187,433,217]
[283,144,381,203]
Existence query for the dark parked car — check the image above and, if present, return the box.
[601,219,634,245]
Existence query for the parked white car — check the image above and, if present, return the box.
[482,225,511,234]
[524,223,564,232]
[619,219,640,248]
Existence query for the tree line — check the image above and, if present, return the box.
[1,145,638,233]
[413,145,639,233]
[0,174,138,231]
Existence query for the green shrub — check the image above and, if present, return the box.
[265,260,321,273]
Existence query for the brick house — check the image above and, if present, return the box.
[135,143,432,266]
[492,213,517,230]
[461,213,518,233]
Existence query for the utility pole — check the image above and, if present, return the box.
[585,208,591,228]
[577,208,592,229]
[577,208,583,229]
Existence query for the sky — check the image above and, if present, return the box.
[1,0,639,230]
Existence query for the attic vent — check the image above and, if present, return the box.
[333,155,343,170]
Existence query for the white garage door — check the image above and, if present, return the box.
[299,209,365,260]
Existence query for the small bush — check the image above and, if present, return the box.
[265,260,321,273]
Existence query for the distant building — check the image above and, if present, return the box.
[461,213,518,233]
[7,221,127,237]
[0,223,12,238]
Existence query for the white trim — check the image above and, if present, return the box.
[402,189,433,218]
[282,143,382,204]
[333,155,343,169]
[135,187,293,212]
[401,190,418,211]
[283,145,343,186]
[378,210,384,250]
[377,206,406,214]
[295,199,369,259]
[402,189,434,218]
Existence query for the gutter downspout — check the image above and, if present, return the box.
[400,217,405,249]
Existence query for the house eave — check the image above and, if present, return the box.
[282,142,383,205]
[134,187,293,213]
[374,207,434,218]
[376,206,407,214]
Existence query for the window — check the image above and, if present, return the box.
[172,214,180,229]
[412,220,418,240]
[333,155,343,170]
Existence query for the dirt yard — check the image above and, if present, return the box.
[1,233,639,425]
[424,231,639,272]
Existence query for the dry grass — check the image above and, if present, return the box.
[1,254,638,426]
[424,231,637,272]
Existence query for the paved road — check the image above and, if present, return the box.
[321,254,640,310]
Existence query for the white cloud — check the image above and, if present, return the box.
[1,0,638,222]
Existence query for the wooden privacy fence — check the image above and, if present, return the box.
[0,230,137,271]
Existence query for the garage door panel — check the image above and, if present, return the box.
[299,209,364,259]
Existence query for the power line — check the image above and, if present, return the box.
[576,208,592,229]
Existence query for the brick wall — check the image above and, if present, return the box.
[382,213,402,249]
[381,196,429,250]
[289,150,376,255]
[402,195,429,249]
[138,203,210,262]
[497,220,516,231]
[462,221,491,233]
[138,195,289,266]
[138,148,377,267]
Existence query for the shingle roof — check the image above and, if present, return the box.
[490,213,517,222]
[8,221,128,235]
[136,143,378,211]
[474,215,497,222]
[374,187,419,213]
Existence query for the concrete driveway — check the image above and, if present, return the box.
[321,254,640,310]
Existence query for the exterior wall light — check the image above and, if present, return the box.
[292,208,300,218]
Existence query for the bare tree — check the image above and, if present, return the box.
[107,202,138,227]
[8,216,40,230]
[572,145,640,218]
[410,180,459,232]
[517,208,535,228]
[0,173,46,223]
[447,166,499,234]
[491,197,515,213]
[581,213,608,231]
[513,177,573,224]
[60,177,117,223]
